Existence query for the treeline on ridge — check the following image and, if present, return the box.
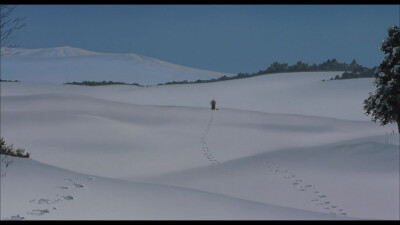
[62,59,375,87]
[158,58,375,85]
[64,80,143,87]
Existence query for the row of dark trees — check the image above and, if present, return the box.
[249,58,368,75]
[329,67,377,80]
[158,58,371,86]
[61,58,371,87]
[0,79,20,82]
[64,80,143,87]
[158,75,233,86]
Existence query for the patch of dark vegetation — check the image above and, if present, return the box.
[158,59,373,86]
[0,137,30,158]
[64,80,143,87]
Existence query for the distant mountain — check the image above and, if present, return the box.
[0,46,232,85]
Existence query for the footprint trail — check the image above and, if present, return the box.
[264,161,348,217]
[18,176,96,219]
[200,111,220,165]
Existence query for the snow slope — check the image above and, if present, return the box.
[1,71,399,220]
[0,157,343,220]
[1,46,232,85]
[1,71,372,121]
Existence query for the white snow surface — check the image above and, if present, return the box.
[1,46,232,85]
[1,71,399,220]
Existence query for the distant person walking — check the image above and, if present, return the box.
[210,99,216,110]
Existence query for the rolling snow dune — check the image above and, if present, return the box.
[1,157,344,220]
[1,46,232,85]
[0,71,374,121]
[1,93,392,179]
[1,71,399,220]
[140,135,399,220]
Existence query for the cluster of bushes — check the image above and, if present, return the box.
[64,80,143,87]
[0,138,30,158]
[158,59,373,86]
[331,67,376,80]
[322,66,376,82]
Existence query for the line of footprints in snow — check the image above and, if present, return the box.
[201,112,220,165]
[7,176,96,220]
[263,162,348,217]
[201,112,348,217]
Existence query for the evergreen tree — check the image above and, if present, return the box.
[350,59,357,69]
[364,26,400,133]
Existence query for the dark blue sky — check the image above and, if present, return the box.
[8,5,400,73]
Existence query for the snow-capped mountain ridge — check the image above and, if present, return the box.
[2,46,99,57]
[1,46,233,85]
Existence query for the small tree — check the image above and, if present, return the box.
[364,26,400,133]
[1,5,25,55]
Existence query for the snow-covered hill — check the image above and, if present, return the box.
[0,46,232,85]
[0,71,373,121]
[1,71,398,220]
[1,156,344,220]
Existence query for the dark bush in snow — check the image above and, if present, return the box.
[0,137,30,158]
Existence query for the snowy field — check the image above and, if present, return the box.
[1,71,399,220]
